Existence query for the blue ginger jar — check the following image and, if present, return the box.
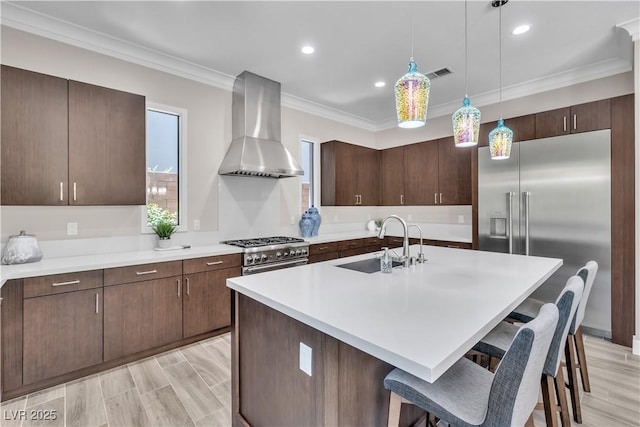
[299,211,314,238]
[307,205,321,236]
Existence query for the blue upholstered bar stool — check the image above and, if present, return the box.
[384,304,559,427]
[510,261,598,423]
[475,275,583,427]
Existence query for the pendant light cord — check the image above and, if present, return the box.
[464,0,468,97]
[499,2,503,119]
[410,1,414,60]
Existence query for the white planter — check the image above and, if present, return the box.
[157,237,172,249]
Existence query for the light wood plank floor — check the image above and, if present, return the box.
[1,333,638,426]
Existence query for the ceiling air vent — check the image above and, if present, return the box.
[425,67,453,80]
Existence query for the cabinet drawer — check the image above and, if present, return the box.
[363,237,383,247]
[309,242,338,256]
[309,252,339,264]
[386,236,405,248]
[104,261,182,286]
[183,254,242,275]
[337,239,364,251]
[24,270,103,298]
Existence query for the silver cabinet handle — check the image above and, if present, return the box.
[60,182,64,202]
[523,191,531,256]
[439,193,443,204]
[206,260,224,266]
[434,193,438,204]
[507,192,515,254]
[52,280,80,287]
[186,277,190,296]
[573,114,577,130]
[135,269,158,275]
[563,116,567,132]
[400,194,404,205]
[177,279,181,298]
[95,293,99,314]
[354,195,358,205]
[318,246,328,250]
[73,182,77,202]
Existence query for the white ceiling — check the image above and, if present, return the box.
[3,1,639,130]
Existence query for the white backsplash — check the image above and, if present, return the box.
[217,176,282,239]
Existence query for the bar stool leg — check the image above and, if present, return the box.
[575,327,591,392]
[541,375,559,427]
[565,336,583,423]
[388,392,402,427]
[554,366,571,427]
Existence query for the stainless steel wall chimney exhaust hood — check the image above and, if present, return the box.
[218,71,304,178]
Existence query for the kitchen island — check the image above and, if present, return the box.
[227,245,562,426]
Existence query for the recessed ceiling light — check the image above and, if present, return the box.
[301,46,315,55]
[374,81,386,88]
[512,24,530,35]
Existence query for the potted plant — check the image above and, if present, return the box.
[153,220,176,249]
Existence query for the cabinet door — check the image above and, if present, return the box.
[570,99,610,133]
[356,146,380,206]
[404,141,438,205]
[1,65,69,205]
[380,146,405,206]
[104,277,182,361]
[535,107,571,139]
[23,288,103,384]
[68,81,146,205]
[183,267,239,338]
[437,137,471,205]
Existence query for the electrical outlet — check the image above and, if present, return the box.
[193,219,200,230]
[67,222,78,236]
[458,215,465,224]
[299,342,312,376]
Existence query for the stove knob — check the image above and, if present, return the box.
[301,248,308,255]
[295,249,301,256]
[261,254,268,262]
[252,254,260,264]
[283,250,290,257]
[276,251,282,259]
[245,255,254,264]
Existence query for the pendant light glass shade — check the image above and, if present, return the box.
[489,118,513,159]
[395,59,430,129]
[452,0,480,147]
[453,97,481,147]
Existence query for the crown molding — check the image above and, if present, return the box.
[617,17,640,41]
[282,93,378,132]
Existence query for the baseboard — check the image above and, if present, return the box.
[581,325,612,340]
[633,335,640,355]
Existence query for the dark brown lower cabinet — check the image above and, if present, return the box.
[183,267,238,338]
[104,276,183,361]
[22,288,103,385]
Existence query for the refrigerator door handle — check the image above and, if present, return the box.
[523,191,531,255]
[507,192,515,254]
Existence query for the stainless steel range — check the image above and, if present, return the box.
[221,236,309,275]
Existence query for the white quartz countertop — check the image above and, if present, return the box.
[227,245,562,383]
[0,244,243,287]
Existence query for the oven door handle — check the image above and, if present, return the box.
[243,258,308,274]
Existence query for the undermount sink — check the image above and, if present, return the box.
[336,258,403,274]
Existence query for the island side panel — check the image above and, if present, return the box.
[232,293,426,427]
[236,294,328,426]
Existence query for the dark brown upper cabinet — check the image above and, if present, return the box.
[380,146,405,206]
[535,99,610,139]
[321,140,380,206]
[1,65,146,206]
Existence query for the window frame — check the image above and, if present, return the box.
[300,135,320,212]
[141,102,188,234]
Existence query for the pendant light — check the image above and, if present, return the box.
[452,0,481,147]
[395,2,430,129]
[489,0,513,160]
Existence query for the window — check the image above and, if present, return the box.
[300,139,314,213]
[144,104,186,231]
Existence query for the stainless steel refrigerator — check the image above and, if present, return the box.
[478,129,611,336]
